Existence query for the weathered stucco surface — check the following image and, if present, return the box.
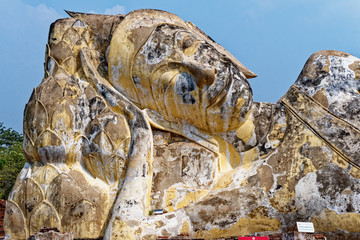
[5,9,360,240]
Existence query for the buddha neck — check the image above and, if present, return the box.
[218,102,288,161]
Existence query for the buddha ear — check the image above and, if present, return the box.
[185,21,257,79]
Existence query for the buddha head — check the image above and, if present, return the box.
[108,9,256,133]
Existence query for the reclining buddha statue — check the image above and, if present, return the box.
[5,9,360,239]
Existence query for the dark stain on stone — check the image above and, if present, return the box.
[248,206,269,218]
[132,76,141,86]
[155,147,165,157]
[165,213,175,219]
[312,89,329,108]
[174,72,196,105]
[317,164,353,201]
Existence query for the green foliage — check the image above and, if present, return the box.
[0,123,25,199]
[0,122,22,150]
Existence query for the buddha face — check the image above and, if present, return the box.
[108,17,254,133]
[130,24,253,133]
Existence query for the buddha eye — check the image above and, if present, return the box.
[175,31,202,56]
[182,36,195,49]
[176,32,195,49]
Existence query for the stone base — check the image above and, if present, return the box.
[28,228,73,240]
[282,232,317,240]
[321,231,360,240]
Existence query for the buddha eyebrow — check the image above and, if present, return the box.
[174,30,195,43]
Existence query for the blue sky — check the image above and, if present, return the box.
[1,0,360,132]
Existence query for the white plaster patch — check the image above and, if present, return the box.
[47,57,55,75]
[351,192,360,213]
[110,57,122,82]
[230,160,263,189]
[72,20,88,28]
[19,162,31,180]
[140,36,172,65]
[295,172,327,216]
[140,210,189,238]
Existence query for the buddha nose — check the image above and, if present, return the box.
[182,60,216,88]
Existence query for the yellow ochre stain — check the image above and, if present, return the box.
[236,118,255,144]
[194,216,281,239]
[214,135,240,171]
[311,209,360,232]
[176,190,208,209]
[241,147,259,169]
[212,169,235,191]
[164,187,177,212]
